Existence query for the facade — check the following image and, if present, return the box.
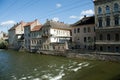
[71,16,95,50]
[30,25,42,52]
[40,20,71,51]
[24,19,41,51]
[8,21,26,49]
[94,0,120,52]
[30,20,71,52]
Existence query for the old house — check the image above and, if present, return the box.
[71,16,95,50]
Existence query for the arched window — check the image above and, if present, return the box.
[106,6,110,13]
[114,3,119,12]
[98,7,102,14]
[107,34,110,41]
[100,34,103,40]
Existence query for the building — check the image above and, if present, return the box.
[94,0,120,52]
[8,21,27,49]
[30,25,42,52]
[39,20,71,51]
[24,19,41,51]
[71,16,95,50]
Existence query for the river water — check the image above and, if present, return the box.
[0,49,90,80]
[0,49,120,80]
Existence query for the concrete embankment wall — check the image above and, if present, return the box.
[37,50,120,62]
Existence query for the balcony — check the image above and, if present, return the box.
[95,40,120,45]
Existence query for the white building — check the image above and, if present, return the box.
[40,20,71,51]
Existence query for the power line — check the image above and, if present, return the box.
[39,1,92,20]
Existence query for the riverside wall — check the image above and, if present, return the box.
[37,50,120,62]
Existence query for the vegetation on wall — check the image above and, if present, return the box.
[0,39,8,49]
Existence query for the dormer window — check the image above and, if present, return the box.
[98,7,102,14]
[114,3,119,12]
[106,5,110,13]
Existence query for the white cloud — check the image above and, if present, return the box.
[52,17,59,22]
[56,3,62,8]
[81,9,94,15]
[69,16,78,19]
[69,9,94,20]
[0,20,16,26]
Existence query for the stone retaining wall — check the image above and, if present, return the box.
[37,50,120,62]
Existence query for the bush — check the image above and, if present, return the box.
[0,39,8,49]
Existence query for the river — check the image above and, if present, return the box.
[0,49,120,80]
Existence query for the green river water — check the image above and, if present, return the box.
[0,49,120,80]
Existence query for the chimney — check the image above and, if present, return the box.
[84,15,86,18]
[35,19,39,25]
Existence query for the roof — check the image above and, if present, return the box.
[31,25,42,31]
[24,21,34,27]
[8,23,20,31]
[71,16,95,26]
[8,21,26,31]
[44,20,71,30]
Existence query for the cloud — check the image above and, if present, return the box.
[56,3,62,8]
[0,20,16,26]
[52,17,59,22]
[69,9,94,20]
[69,16,78,19]
[81,9,94,15]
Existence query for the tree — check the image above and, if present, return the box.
[0,39,8,49]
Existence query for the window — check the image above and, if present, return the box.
[88,37,91,42]
[115,47,119,52]
[114,3,119,12]
[88,27,91,32]
[107,46,111,51]
[106,6,110,13]
[84,37,86,42]
[98,7,102,14]
[106,17,110,26]
[115,33,119,41]
[77,28,80,33]
[114,16,119,26]
[74,28,76,33]
[98,18,102,27]
[100,46,103,51]
[84,27,86,33]
[100,34,103,40]
[94,27,95,32]
[107,34,110,41]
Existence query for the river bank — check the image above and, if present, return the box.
[37,50,120,62]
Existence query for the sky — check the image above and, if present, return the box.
[0,0,94,33]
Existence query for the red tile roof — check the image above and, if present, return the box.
[31,25,42,31]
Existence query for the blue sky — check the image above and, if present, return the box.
[0,0,94,33]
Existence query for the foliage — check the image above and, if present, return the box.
[0,39,8,49]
